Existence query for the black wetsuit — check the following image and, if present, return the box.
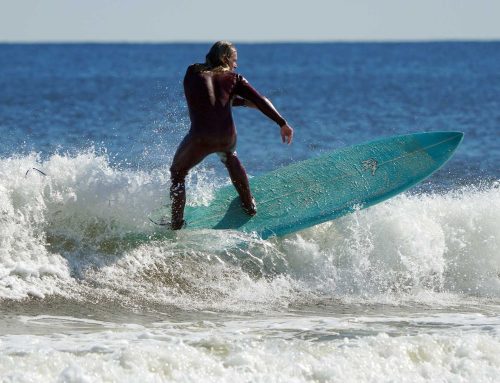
[169,65,287,227]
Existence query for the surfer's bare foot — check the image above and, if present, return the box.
[242,198,257,216]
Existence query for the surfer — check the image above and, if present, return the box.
[169,41,294,229]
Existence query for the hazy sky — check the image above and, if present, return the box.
[1,0,500,42]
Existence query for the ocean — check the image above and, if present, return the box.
[0,42,499,382]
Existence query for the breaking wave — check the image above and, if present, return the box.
[1,151,499,310]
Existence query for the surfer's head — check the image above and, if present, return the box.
[206,41,237,71]
[194,41,237,73]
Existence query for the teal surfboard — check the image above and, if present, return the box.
[146,131,463,240]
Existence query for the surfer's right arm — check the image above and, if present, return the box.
[235,75,294,144]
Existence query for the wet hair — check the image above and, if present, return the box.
[192,41,236,73]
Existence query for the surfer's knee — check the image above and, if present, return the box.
[217,152,228,164]
[170,164,187,182]
[219,151,238,165]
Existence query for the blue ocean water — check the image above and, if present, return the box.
[1,43,499,178]
[0,43,499,382]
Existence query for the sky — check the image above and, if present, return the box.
[1,0,500,42]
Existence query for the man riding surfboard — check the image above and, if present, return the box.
[169,41,294,229]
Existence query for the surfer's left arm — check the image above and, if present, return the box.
[235,75,293,144]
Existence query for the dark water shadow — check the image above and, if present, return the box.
[212,197,252,229]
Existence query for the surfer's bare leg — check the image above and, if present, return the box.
[218,151,256,216]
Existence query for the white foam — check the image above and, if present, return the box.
[285,185,500,303]
[1,314,500,382]
[0,154,71,299]
[0,151,499,309]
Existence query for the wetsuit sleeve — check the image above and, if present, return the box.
[235,75,287,127]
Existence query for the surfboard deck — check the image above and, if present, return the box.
[144,131,463,241]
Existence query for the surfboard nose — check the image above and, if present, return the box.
[445,131,464,145]
[434,131,463,150]
[413,131,463,169]
[450,132,464,152]
[422,131,463,145]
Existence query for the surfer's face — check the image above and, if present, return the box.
[226,50,238,71]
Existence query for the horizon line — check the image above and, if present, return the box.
[1,38,500,45]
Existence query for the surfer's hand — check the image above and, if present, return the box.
[280,124,293,144]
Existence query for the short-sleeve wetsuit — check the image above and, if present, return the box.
[169,64,287,227]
